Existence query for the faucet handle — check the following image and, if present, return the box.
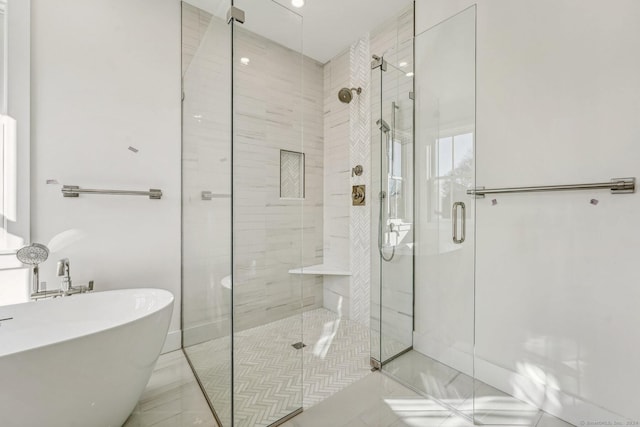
[56,258,70,277]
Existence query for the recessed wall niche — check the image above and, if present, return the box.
[280,149,305,199]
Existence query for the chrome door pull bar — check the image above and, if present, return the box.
[452,201,466,244]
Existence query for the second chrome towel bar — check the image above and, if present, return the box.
[467,177,635,198]
[62,185,163,200]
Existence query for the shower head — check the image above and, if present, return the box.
[377,119,390,133]
[16,243,49,265]
[338,87,362,104]
[17,243,50,295]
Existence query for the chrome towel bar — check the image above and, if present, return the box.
[62,185,162,200]
[467,177,635,198]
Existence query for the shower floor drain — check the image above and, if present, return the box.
[291,342,306,350]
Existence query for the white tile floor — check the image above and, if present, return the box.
[123,350,219,427]
[128,350,575,427]
[183,308,372,426]
[384,351,575,427]
[282,372,460,427]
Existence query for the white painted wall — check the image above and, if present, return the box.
[415,0,640,423]
[31,0,182,352]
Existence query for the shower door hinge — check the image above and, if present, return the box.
[370,358,381,371]
[409,91,415,100]
[227,6,245,24]
[371,55,387,71]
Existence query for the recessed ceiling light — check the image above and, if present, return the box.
[406,72,414,77]
[399,61,408,67]
[240,57,250,65]
[291,0,304,8]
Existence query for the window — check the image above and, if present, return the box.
[431,133,473,219]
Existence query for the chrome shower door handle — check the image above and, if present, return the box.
[452,201,466,244]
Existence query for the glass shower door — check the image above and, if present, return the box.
[231,1,304,426]
[383,5,477,418]
[182,1,304,425]
[182,2,232,426]
[371,45,415,367]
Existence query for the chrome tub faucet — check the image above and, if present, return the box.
[56,258,94,296]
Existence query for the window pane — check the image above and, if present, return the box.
[453,132,473,171]
[437,136,453,176]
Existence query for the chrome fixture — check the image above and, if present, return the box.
[371,55,387,71]
[377,104,402,262]
[57,258,94,296]
[16,243,49,296]
[226,6,245,24]
[30,289,65,300]
[452,202,466,244]
[65,281,94,296]
[338,87,362,104]
[467,177,636,198]
[62,185,163,199]
[377,119,390,133]
[201,191,231,201]
[352,165,363,177]
[57,258,72,292]
[378,191,395,262]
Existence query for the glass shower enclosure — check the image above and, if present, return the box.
[374,3,479,421]
[370,42,415,368]
[374,4,637,425]
[181,1,305,426]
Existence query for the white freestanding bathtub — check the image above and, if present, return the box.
[0,288,174,427]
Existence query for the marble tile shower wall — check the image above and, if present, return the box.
[322,6,413,326]
[182,4,324,342]
[232,26,325,331]
[322,49,352,317]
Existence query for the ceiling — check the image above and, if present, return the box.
[186,0,413,63]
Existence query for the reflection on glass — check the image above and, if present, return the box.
[437,137,453,176]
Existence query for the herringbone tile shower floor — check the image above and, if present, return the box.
[185,308,372,427]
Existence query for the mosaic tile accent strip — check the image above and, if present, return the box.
[349,36,372,327]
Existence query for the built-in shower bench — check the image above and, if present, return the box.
[287,264,351,276]
[288,264,351,318]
